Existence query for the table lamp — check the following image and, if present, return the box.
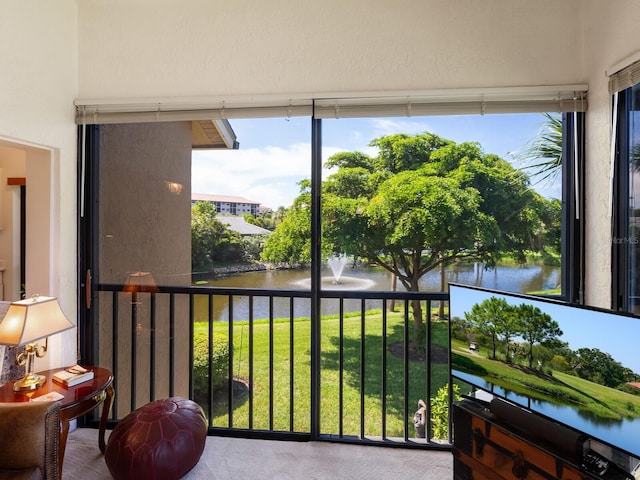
[123,271,158,304]
[0,295,74,392]
[123,271,158,293]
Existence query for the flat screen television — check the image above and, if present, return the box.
[449,283,640,474]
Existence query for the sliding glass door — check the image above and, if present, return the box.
[613,83,640,313]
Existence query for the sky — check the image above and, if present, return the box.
[192,113,561,211]
[449,284,640,375]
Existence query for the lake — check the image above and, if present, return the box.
[194,262,560,322]
[454,370,640,461]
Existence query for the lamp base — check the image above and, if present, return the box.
[13,372,46,392]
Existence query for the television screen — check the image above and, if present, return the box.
[449,283,640,467]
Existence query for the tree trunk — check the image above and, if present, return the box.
[438,259,445,318]
[410,278,423,349]
[491,334,497,359]
[389,273,397,312]
[412,298,423,348]
[528,345,534,368]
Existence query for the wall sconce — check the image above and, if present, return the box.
[123,271,158,294]
[0,295,74,391]
[123,271,158,304]
[165,181,183,195]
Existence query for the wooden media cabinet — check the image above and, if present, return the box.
[452,397,638,480]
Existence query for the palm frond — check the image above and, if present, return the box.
[512,113,562,186]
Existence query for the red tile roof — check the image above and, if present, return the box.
[191,193,260,205]
[192,193,260,205]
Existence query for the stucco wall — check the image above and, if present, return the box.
[77,0,586,99]
[75,0,640,310]
[1,0,639,372]
[99,123,192,286]
[98,122,193,409]
[0,2,78,369]
[582,0,640,308]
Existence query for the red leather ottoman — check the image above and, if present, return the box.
[105,397,207,480]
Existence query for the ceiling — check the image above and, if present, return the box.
[191,119,238,149]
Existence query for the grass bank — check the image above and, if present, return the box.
[451,338,640,421]
[196,310,450,438]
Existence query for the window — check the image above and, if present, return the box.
[77,88,585,429]
[613,81,640,312]
[320,111,584,301]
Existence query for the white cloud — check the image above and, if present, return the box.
[193,143,345,209]
[368,118,434,137]
[192,116,561,211]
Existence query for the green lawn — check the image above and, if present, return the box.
[451,338,640,421]
[195,310,450,438]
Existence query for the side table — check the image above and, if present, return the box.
[0,365,114,478]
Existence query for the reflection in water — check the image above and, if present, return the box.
[292,275,376,290]
[454,369,640,459]
[194,263,560,323]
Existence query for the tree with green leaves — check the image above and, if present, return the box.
[261,180,312,265]
[515,113,562,186]
[242,233,270,262]
[516,303,562,368]
[192,201,219,269]
[262,133,550,346]
[493,302,522,363]
[243,210,281,231]
[464,297,511,359]
[570,348,631,388]
[191,201,244,269]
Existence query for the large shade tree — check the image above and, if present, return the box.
[262,133,550,344]
[464,296,512,360]
[515,303,562,368]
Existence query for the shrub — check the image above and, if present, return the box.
[193,335,230,396]
[430,383,461,440]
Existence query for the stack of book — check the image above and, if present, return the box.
[52,365,94,387]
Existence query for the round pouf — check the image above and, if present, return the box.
[105,397,207,480]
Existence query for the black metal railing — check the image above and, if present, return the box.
[93,284,450,448]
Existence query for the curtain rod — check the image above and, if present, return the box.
[74,84,589,109]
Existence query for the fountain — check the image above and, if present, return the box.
[327,254,349,284]
[291,254,376,290]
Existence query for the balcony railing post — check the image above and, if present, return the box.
[96,283,450,449]
[310,114,322,439]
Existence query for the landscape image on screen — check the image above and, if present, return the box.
[449,283,640,460]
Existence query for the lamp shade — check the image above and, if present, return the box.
[0,295,74,347]
[123,272,158,293]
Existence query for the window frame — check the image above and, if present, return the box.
[562,112,585,304]
[612,87,634,311]
[77,105,587,368]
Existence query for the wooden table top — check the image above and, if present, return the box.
[0,366,113,407]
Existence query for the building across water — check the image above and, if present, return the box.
[192,193,261,216]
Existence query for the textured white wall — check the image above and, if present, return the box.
[0,3,77,141]
[77,0,586,100]
[0,1,78,369]
[1,0,638,341]
[582,0,640,308]
[80,0,640,309]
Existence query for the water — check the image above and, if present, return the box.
[454,370,640,460]
[195,263,640,463]
[327,254,349,283]
[194,262,560,322]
